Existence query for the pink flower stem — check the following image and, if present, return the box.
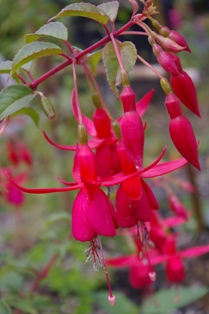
[137,54,164,79]
[110,33,125,71]
[72,61,82,124]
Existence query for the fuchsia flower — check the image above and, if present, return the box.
[165,93,200,170]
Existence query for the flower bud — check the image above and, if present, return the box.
[40,96,56,119]
[169,115,200,170]
[168,30,191,53]
[170,71,200,117]
[153,32,186,53]
[120,111,144,169]
[153,43,181,76]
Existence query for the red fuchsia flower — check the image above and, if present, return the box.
[170,70,200,117]
[166,53,200,117]
[152,42,181,76]
[165,93,200,170]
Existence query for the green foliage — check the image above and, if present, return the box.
[0,85,36,119]
[142,286,209,314]
[49,2,110,25]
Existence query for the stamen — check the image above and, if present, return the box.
[149,271,156,282]
[108,295,116,306]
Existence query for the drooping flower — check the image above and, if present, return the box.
[165,93,200,170]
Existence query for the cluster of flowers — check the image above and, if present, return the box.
[3,0,207,306]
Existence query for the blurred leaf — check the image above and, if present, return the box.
[142,286,209,314]
[6,296,37,314]
[11,107,40,126]
[46,212,70,226]
[87,50,102,76]
[49,3,109,25]
[0,299,11,314]
[0,271,24,292]
[25,22,68,44]
[95,291,138,314]
[0,61,13,74]
[11,42,62,75]
[97,1,119,22]
[0,85,36,120]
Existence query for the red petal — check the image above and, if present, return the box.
[141,157,187,178]
[43,131,76,151]
[180,245,209,259]
[106,255,137,267]
[136,89,155,117]
[72,190,97,241]
[88,188,116,237]
[6,171,82,194]
[116,185,138,228]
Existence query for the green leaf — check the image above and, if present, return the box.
[12,42,62,75]
[95,291,138,314]
[48,3,109,25]
[102,41,137,97]
[121,41,137,72]
[97,1,119,22]
[0,300,11,314]
[6,296,37,314]
[0,61,13,74]
[0,85,36,120]
[25,22,68,44]
[87,50,102,76]
[11,107,40,126]
[142,286,209,314]
[102,42,120,97]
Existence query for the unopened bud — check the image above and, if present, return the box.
[160,78,172,95]
[40,96,56,119]
[78,124,88,144]
[91,92,101,108]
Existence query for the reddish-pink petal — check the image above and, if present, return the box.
[141,157,187,178]
[43,131,77,151]
[129,264,155,288]
[88,188,116,237]
[180,245,209,259]
[106,255,137,268]
[165,256,185,283]
[6,171,82,194]
[72,189,97,241]
[136,89,155,117]
[116,185,138,228]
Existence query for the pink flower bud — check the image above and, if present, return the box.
[120,86,136,112]
[155,33,186,52]
[169,115,200,170]
[78,144,97,182]
[168,30,191,53]
[153,43,181,76]
[170,71,200,117]
[120,111,144,169]
[93,108,112,139]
